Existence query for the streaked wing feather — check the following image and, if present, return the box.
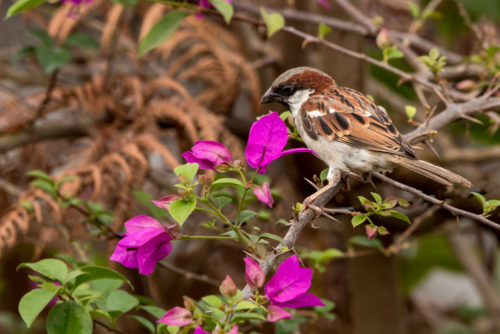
[301,87,415,157]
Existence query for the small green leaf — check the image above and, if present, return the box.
[370,192,382,204]
[383,45,403,61]
[390,210,411,224]
[348,235,384,251]
[64,33,99,49]
[484,199,500,215]
[319,168,329,183]
[405,106,417,120]
[35,44,71,74]
[351,214,367,227]
[239,210,258,223]
[211,178,244,189]
[429,48,439,60]
[46,301,92,334]
[256,232,284,244]
[139,10,188,56]
[11,46,36,64]
[129,315,155,334]
[174,163,199,185]
[5,0,46,19]
[260,8,285,38]
[20,200,34,212]
[398,199,410,207]
[18,259,68,282]
[471,192,487,206]
[407,1,420,18]
[279,111,291,121]
[140,305,166,319]
[231,312,266,323]
[169,198,196,226]
[19,288,58,328]
[74,266,132,288]
[202,295,223,308]
[106,290,139,314]
[377,226,390,235]
[27,170,53,183]
[212,196,232,210]
[210,0,233,24]
[318,23,331,39]
[30,179,58,199]
[234,300,257,311]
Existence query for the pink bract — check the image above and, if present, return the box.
[158,306,192,326]
[253,182,274,208]
[183,141,232,170]
[244,257,265,289]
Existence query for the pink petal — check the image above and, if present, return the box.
[272,292,325,308]
[227,325,238,334]
[279,148,316,158]
[365,225,377,240]
[264,255,312,303]
[152,195,179,210]
[267,305,292,322]
[244,257,265,289]
[194,327,210,334]
[137,234,172,275]
[182,151,214,170]
[245,112,288,173]
[158,307,192,326]
[124,216,162,233]
[317,0,331,10]
[118,227,165,248]
[220,275,237,297]
[110,244,139,269]
[191,141,232,166]
[253,182,274,208]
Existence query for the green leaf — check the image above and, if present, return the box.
[260,8,285,38]
[319,168,329,183]
[406,1,420,18]
[210,0,233,24]
[484,199,500,215]
[18,259,68,282]
[390,210,411,224]
[231,312,266,323]
[234,300,257,311]
[106,290,139,314]
[348,235,384,251]
[405,106,416,120]
[27,170,53,183]
[169,198,196,226]
[211,178,244,189]
[5,0,46,19]
[239,210,258,223]
[35,44,71,74]
[377,225,390,235]
[74,266,132,288]
[46,301,92,334]
[370,192,382,204]
[471,192,487,206]
[11,46,36,64]
[64,33,99,49]
[351,214,367,228]
[201,295,223,308]
[212,196,232,210]
[30,179,58,199]
[318,23,332,39]
[256,232,284,244]
[138,10,188,57]
[111,0,139,6]
[129,315,155,334]
[174,163,199,185]
[19,288,58,328]
[279,111,291,121]
[429,48,439,60]
[140,305,166,319]
[383,45,403,61]
[20,200,34,212]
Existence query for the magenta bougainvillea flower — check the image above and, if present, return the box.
[244,257,265,289]
[317,0,331,10]
[253,182,274,208]
[265,255,324,310]
[152,195,180,211]
[158,306,192,326]
[110,216,173,275]
[61,0,93,4]
[245,112,313,174]
[183,141,233,170]
[194,326,238,334]
[197,0,231,9]
[267,304,292,322]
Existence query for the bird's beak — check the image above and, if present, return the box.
[260,89,281,104]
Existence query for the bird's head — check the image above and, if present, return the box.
[260,67,336,109]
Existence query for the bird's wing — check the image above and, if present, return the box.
[299,86,415,157]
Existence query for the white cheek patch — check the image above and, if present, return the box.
[288,89,314,116]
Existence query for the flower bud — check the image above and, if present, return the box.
[456,79,475,91]
[365,225,378,240]
[220,275,237,297]
[152,195,179,211]
[183,296,196,311]
[214,164,229,173]
[232,160,243,169]
[376,28,390,49]
[198,173,214,188]
[244,257,265,289]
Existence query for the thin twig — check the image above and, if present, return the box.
[372,173,500,231]
[30,69,59,126]
[157,261,220,287]
[94,319,128,334]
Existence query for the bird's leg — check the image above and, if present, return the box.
[303,168,340,208]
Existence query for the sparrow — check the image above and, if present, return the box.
[260,67,471,188]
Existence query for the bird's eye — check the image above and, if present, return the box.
[281,85,296,96]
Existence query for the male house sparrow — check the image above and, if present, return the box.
[260,67,471,187]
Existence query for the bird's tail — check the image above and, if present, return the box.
[390,157,471,187]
